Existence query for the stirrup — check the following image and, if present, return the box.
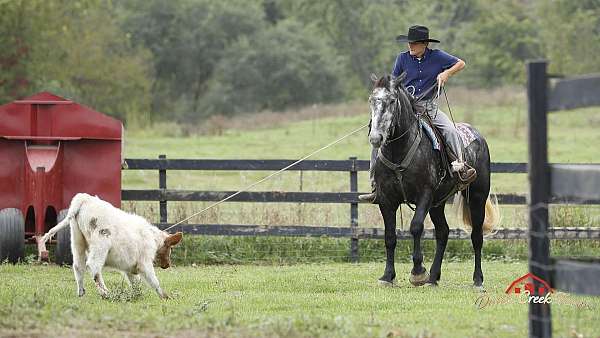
[457,167,477,185]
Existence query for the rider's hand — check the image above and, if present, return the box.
[437,70,450,87]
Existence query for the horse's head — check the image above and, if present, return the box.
[368,74,399,147]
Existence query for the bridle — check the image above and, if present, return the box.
[369,84,423,211]
[369,86,419,146]
[368,79,457,211]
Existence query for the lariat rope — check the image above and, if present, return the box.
[441,85,457,128]
[434,82,456,127]
[164,81,457,232]
[163,123,369,232]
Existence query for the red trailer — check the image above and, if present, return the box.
[0,92,123,264]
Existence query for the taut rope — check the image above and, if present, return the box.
[163,123,369,232]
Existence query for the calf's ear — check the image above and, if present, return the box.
[164,232,183,247]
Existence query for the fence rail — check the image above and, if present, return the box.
[121,156,600,262]
[157,223,600,240]
[122,158,600,207]
[122,189,600,205]
[124,158,531,173]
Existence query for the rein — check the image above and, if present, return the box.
[377,80,458,211]
[383,92,419,145]
[384,111,418,145]
[376,89,423,210]
[376,81,462,209]
[385,80,439,145]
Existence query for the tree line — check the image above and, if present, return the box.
[1,0,598,125]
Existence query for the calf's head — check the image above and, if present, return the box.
[156,232,183,269]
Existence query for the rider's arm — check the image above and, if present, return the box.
[444,58,465,77]
[438,58,465,86]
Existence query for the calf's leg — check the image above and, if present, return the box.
[123,272,141,287]
[140,263,168,299]
[71,224,87,297]
[86,244,110,298]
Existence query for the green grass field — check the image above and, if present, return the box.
[0,261,598,338]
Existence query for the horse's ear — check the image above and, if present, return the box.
[390,76,397,90]
[370,73,379,83]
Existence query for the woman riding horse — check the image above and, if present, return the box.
[359,25,475,204]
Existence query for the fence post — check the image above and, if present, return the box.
[159,154,168,224]
[527,60,552,338]
[349,157,359,262]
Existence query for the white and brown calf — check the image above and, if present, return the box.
[42,193,183,299]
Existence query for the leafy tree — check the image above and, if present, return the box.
[536,0,600,75]
[454,0,543,86]
[398,0,480,47]
[280,0,406,95]
[4,0,600,123]
[200,20,343,116]
[120,0,265,118]
[1,0,152,124]
[263,0,284,25]
[0,1,36,103]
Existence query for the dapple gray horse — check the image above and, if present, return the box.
[368,75,498,288]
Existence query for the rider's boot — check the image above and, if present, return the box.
[358,189,378,204]
[358,180,378,204]
[452,160,477,185]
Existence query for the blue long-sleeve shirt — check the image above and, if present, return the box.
[392,47,459,99]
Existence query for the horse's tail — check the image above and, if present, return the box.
[454,191,500,235]
[483,193,501,234]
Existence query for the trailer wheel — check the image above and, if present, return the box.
[55,210,72,266]
[0,208,25,264]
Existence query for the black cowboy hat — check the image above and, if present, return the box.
[396,25,440,43]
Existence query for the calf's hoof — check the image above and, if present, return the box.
[39,250,49,262]
[409,270,430,286]
[78,288,86,297]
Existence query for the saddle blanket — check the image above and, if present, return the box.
[419,120,440,150]
[420,121,477,150]
[456,123,477,147]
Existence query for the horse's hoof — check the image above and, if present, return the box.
[409,270,430,286]
[378,279,395,287]
[473,284,486,293]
